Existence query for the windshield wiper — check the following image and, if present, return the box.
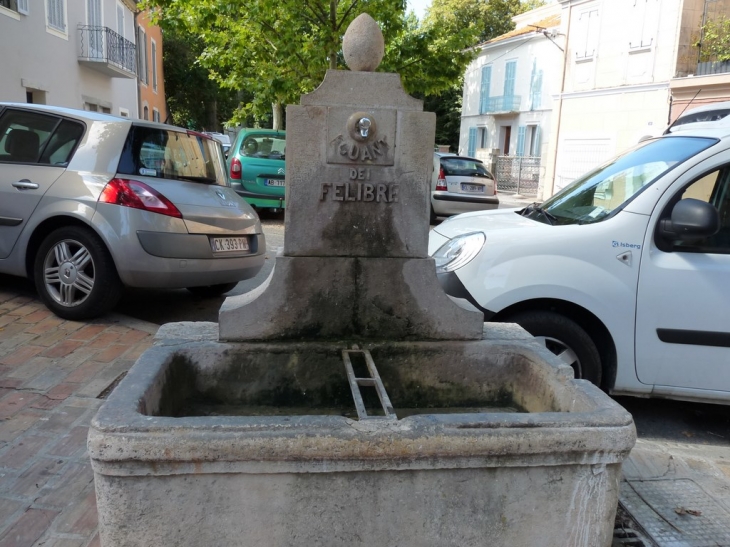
[521,202,557,226]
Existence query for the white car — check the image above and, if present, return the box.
[429,120,730,404]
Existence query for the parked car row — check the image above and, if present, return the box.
[0,103,266,320]
[429,115,730,404]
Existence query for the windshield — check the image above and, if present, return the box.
[526,137,717,225]
[118,125,228,186]
[240,133,285,160]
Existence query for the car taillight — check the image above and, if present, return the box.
[436,166,447,191]
[230,157,242,180]
[99,178,182,219]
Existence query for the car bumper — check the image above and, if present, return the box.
[92,205,267,289]
[231,182,286,209]
[431,192,499,217]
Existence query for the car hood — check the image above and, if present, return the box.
[432,207,548,240]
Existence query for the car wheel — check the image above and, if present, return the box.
[34,226,122,320]
[503,310,602,386]
[186,283,238,297]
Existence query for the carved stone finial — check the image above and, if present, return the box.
[342,13,384,72]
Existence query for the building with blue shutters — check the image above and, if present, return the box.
[458,2,563,197]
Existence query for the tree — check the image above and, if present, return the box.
[143,0,480,128]
[162,29,250,130]
[698,15,730,63]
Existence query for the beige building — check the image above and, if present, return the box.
[543,0,728,196]
[136,9,167,122]
[0,0,166,121]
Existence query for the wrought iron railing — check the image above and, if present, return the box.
[485,95,522,113]
[696,59,730,76]
[496,156,541,196]
[78,25,136,75]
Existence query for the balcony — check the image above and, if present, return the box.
[78,25,137,79]
[484,95,522,115]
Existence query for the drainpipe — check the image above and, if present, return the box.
[545,1,572,200]
[134,6,141,119]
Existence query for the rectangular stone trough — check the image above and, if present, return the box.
[88,324,635,547]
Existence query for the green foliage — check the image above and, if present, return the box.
[161,29,250,130]
[698,16,730,63]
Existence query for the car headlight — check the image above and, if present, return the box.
[432,232,486,273]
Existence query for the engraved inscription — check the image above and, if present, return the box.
[349,168,371,180]
[320,182,399,203]
[334,135,389,162]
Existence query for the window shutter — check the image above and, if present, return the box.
[533,126,542,157]
[516,126,526,157]
[479,66,491,115]
[117,5,124,37]
[152,41,158,90]
[468,127,477,158]
[504,61,516,97]
[17,0,29,15]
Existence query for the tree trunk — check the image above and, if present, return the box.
[329,0,337,69]
[272,102,283,130]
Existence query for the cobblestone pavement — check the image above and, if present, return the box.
[0,288,156,547]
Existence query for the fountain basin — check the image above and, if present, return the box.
[89,323,635,547]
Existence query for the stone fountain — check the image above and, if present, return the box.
[89,14,635,547]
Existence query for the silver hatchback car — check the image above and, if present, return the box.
[430,153,499,223]
[0,103,265,319]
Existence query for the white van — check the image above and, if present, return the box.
[428,121,730,404]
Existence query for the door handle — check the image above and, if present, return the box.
[12,180,39,190]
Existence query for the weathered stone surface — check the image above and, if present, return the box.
[342,13,384,72]
[219,256,483,341]
[89,336,636,547]
[284,101,434,259]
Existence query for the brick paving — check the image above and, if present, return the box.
[0,288,156,547]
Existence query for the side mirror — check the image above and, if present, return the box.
[659,198,720,242]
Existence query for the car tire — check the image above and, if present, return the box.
[503,310,602,386]
[186,283,238,297]
[34,226,122,320]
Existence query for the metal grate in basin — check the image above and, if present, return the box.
[342,347,397,421]
[620,479,730,546]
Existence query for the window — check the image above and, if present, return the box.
[1,0,28,16]
[119,108,130,118]
[467,127,477,157]
[46,0,66,32]
[479,127,488,149]
[116,3,124,38]
[153,108,160,122]
[667,167,730,253]
[151,39,158,92]
[629,0,659,51]
[516,126,526,157]
[137,26,148,84]
[574,9,599,61]
[143,106,149,120]
[529,59,543,110]
[528,126,541,157]
[503,61,516,98]
[479,66,491,115]
[0,109,84,166]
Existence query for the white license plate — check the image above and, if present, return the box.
[265,179,285,187]
[461,183,484,193]
[210,237,249,253]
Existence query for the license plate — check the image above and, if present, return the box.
[265,179,285,187]
[461,183,484,193]
[210,237,249,253]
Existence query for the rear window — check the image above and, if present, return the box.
[117,125,228,186]
[239,133,285,160]
[440,157,492,178]
[674,109,730,127]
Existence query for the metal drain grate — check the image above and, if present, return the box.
[342,347,397,421]
[614,503,654,546]
[620,479,730,546]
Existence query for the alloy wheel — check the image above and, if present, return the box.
[534,335,582,378]
[43,238,95,308]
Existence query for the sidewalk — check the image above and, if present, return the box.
[1,285,729,546]
[0,288,156,547]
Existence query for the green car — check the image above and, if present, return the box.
[227,128,286,211]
